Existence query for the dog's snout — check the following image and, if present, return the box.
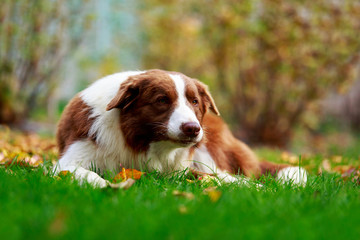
[180,122,200,137]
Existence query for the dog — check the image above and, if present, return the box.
[55,69,307,187]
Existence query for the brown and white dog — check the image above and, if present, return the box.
[55,69,307,187]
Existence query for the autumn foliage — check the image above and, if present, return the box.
[0,0,92,124]
[139,0,360,147]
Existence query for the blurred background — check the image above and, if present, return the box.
[1,0,360,157]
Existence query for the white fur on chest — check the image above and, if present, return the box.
[58,138,191,174]
[192,144,218,174]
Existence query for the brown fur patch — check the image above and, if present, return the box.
[56,95,97,155]
[201,113,292,178]
[201,113,261,177]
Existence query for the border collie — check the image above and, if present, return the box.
[55,69,307,187]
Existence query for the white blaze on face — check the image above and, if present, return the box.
[167,74,203,142]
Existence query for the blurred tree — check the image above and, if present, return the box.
[0,0,93,125]
[139,0,360,147]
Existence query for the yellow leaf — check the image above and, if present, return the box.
[204,187,222,202]
[186,179,195,183]
[331,156,343,164]
[178,205,188,214]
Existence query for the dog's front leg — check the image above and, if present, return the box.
[53,141,109,188]
[54,163,108,188]
[62,165,108,188]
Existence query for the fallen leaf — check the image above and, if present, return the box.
[178,205,188,214]
[172,190,195,200]
[58,171,72,178]
[203,187,222,202]
[53,176,62,181]
[113,168,145,182]
[281,152,299,164]
[333,165,353,174]
[321,159,332,172]
[331,156,343,164]
[186,179,195,183]
[341,168,360,184]
[107,178,136,189]
[0,152,6,164]
[24,155,43,167]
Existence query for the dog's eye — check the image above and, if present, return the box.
[157,97,169,105]
[192,99,199,106]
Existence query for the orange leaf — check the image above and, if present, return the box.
[58,171,72,178]
[113,168,145,182]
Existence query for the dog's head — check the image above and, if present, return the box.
[106,69,219,152]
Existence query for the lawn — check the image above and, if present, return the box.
[0,129,359,240]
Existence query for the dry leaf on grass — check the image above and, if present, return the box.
[281,152,299,164]
[0,152,6,164]
[107,178,136,189]
[1,149,45,168]
[188,168,221,186]
[318,159,332,174]
[333,165,354,174]
[178,205,188,214]
[341,168,360,184]
[58,170,72,178]
[53,171,74,181]
[113,168,145,183]
[331,156,343,164]
[203,187,222,202]
[172,190,195,200]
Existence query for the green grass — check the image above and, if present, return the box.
[0,163,359,240]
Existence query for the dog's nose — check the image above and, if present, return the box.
[180,122,200,137]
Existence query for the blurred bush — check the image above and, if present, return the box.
[0,0,93,125]
[323,79,360,132]
[139,0,360,147]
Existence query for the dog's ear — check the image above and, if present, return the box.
[194,79,220,116]
[106,79,140,111]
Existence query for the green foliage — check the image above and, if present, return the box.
[0,0,93,124]
[139,0,360,147]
